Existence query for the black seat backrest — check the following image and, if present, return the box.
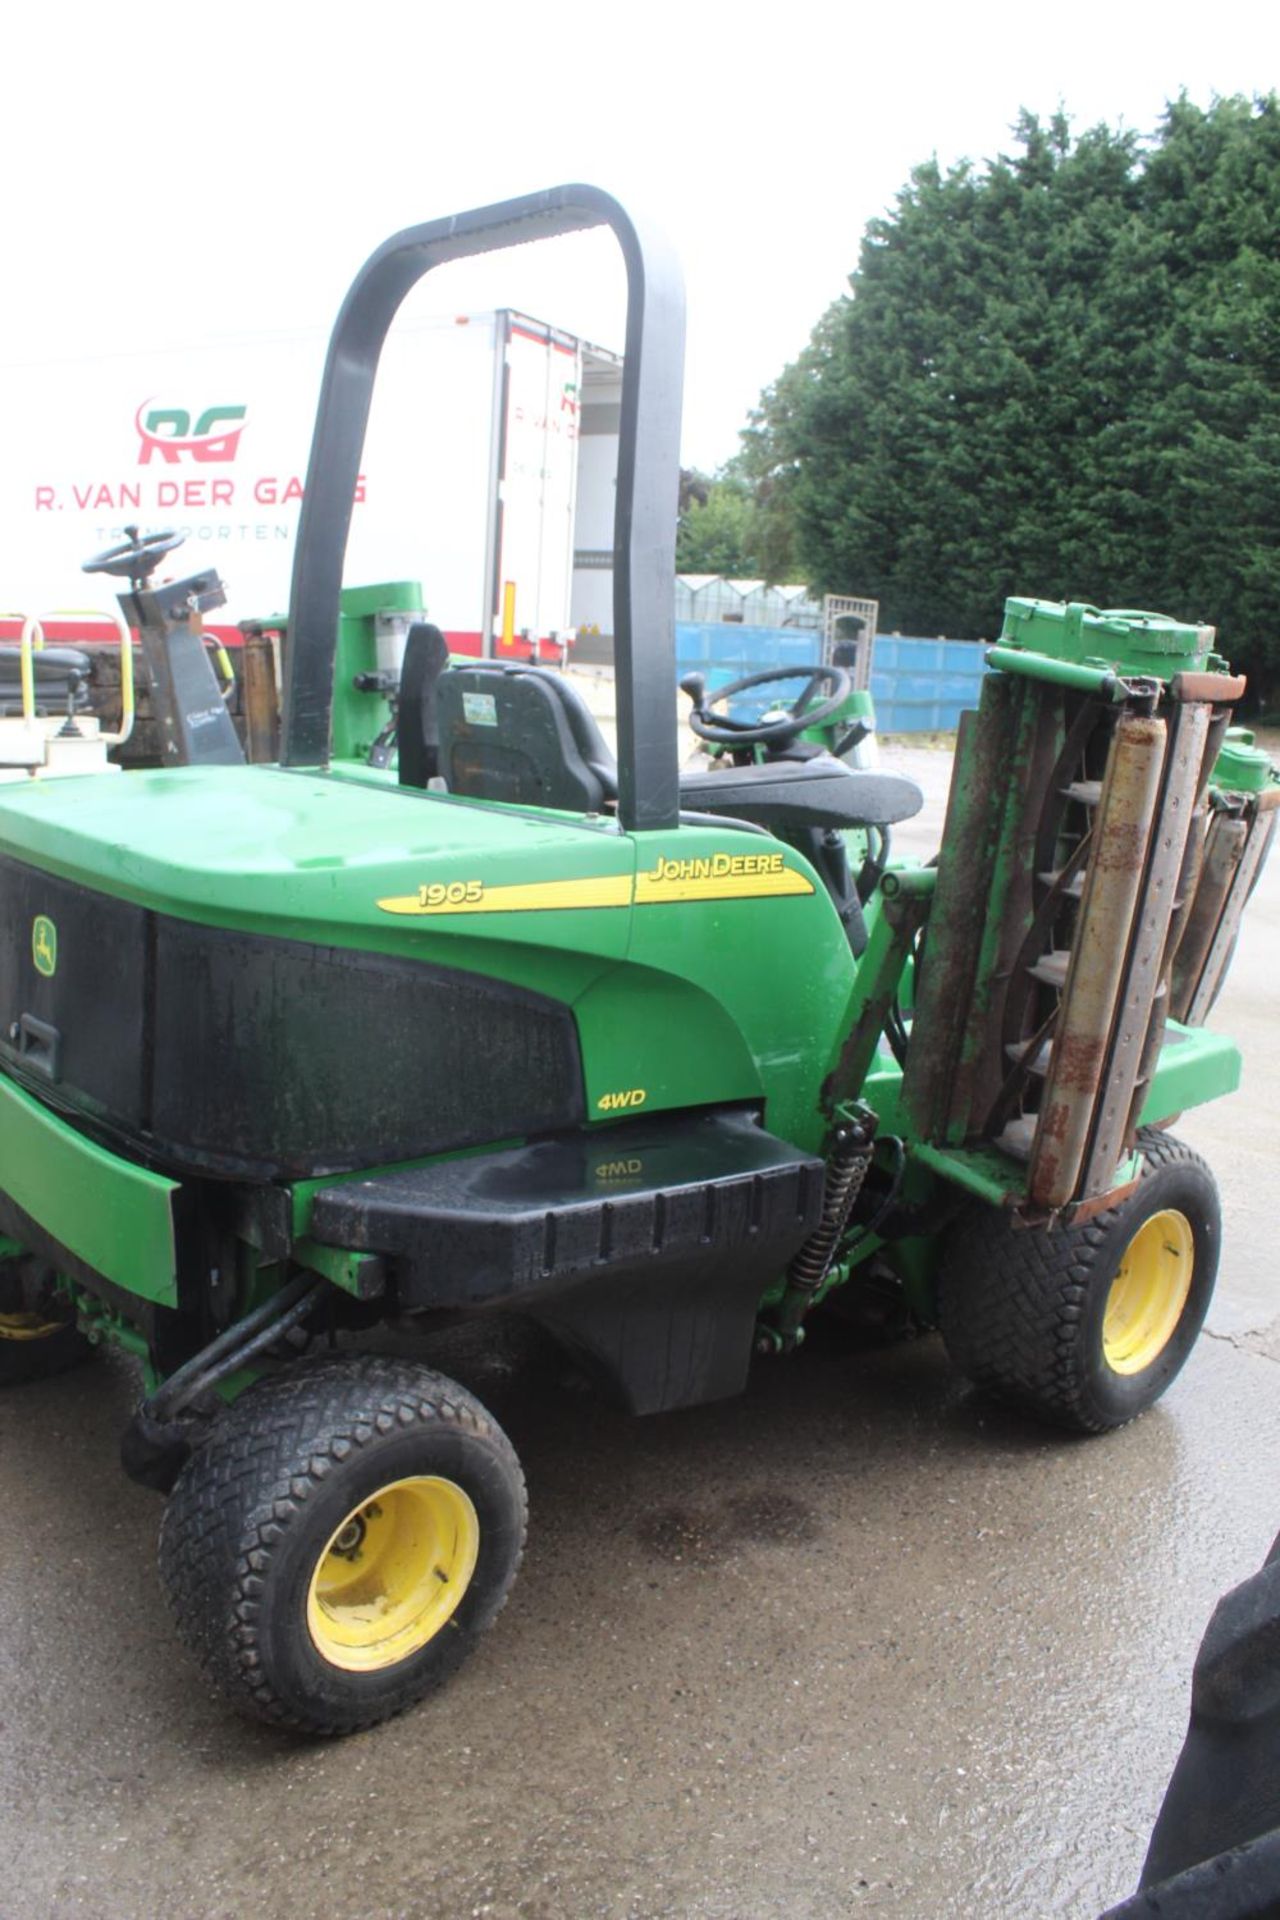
[397,623,451,789]
[0,645,93,714]
[435,665,618,812]
[432,660,922,831]
[0,645,93,689]
[523,667,619,799]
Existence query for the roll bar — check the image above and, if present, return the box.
[281,184,686,833]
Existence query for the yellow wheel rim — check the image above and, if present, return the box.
[1103,1209,1195,1375]
[306,1475,480,1673]
[0,1310,65,1343]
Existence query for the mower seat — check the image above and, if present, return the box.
[396,622,451,788]
[432,664,923,830]
[679,756,922,830]
[435,664,618,812]
[0,646,93,715]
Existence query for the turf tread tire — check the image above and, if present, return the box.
[158,1354,527,1736]
[0,1261,94,1387]
[0,1322,94,1386]
[939,1129,1219,1434]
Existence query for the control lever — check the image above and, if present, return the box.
[679,671,707,715]
[57,669,87,738]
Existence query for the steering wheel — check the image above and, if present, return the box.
[81,526,185,582]
[684,663,853,747]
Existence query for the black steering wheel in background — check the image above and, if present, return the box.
[82,526,185,584]
[681,663,853,748]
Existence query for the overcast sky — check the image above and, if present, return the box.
[3,0,1276,469]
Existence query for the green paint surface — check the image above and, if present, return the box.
[0,1073,178,1303]
[1139,1022,1241,1123]
[0,765,635,978]
[1213,728,1276,796]
[0,769,855,1159]
[0,721,1247,1337]
[616,825,855,1151]
[999,599,1214,679]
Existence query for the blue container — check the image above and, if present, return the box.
[674,624,989,734]
[674,623,829,723]
[869,636,988,732]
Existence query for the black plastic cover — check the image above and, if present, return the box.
[310,1109,825,1412]
[0,855,150,1125]
[0,855,584,1179]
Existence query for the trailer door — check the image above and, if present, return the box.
[491,315,581,656]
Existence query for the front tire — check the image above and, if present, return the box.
[159,1355,527,1735]
[939,1130,1220,1433]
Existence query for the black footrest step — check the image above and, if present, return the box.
[311,1108,825,1309]
[311,1110,826,1418]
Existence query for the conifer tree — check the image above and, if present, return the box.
[741,98,1280,700]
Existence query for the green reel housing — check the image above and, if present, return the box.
[999,598,1219,680]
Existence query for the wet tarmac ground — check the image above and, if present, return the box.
[2,742,1278,1920]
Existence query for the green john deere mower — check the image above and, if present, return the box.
[0,187,1275,1735]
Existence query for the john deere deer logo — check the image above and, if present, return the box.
[32,916,56,978]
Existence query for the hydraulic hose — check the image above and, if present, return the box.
[145,1272,326,1420]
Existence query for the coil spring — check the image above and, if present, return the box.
[786,1123,874,1298]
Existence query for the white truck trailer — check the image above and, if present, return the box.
[0,310,622,656]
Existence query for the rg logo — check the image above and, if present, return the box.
[136,402,247,465]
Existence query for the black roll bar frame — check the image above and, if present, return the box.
[280,184,685,833]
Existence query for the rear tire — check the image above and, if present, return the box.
[939,1130,1220,1433]
[0,1259,93,1387]
[159,1355,527,1735]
